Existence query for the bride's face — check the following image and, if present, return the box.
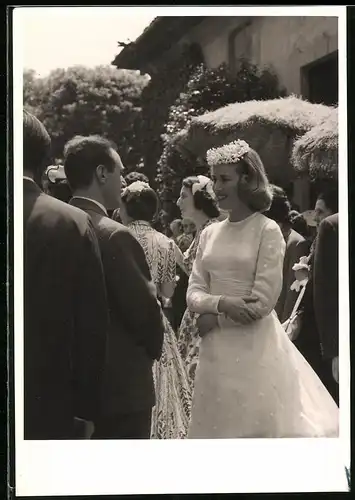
[211,164,243,211]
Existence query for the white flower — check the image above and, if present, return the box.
[290,278,308,293]
[122,180,150,199]
[291,255,310,292]
[191,175,217,200]
[206,139,251,166]
[127,180,150,193]
[292,255,310,272]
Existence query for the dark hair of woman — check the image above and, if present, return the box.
[265,184,292,225]
[235,149,273,213]
[289,211,310,239]
[317,188,338,214]
[121,186,159,223]
[292,215,310,239]
[47,180,72,203]
[182,176,220,218]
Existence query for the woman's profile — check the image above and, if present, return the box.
[176,175,220,386]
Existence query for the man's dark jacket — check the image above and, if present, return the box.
[24,179,108,439]
[70,197,164,417]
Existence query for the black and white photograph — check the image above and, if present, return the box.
[11,5,350,495]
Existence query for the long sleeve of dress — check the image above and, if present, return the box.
[159,239,177,284]
[186,229,222,314]
[248,221,286,318]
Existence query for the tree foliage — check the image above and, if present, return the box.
[23,65,150,171]
[138,43,205,186]
[157,60,287,221]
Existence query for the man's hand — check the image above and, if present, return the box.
[196,313,218,337]
[218,296,261,324]
[282,313,302,342]
[332,356,339,383]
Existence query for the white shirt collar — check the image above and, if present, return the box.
[71,196,108,216]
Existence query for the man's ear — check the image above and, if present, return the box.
[95,164,107,185]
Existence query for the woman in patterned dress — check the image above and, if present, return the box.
[176,175,220,388]
[119,181,191,439]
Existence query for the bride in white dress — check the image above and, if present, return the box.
[187,139,339,439]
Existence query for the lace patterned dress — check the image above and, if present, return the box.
[128,221,191,439]
[177,219,216,387]
[187,213,339,438]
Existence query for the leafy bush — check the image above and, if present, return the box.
[138,43,204,186]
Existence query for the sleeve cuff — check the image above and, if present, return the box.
[211,295,223,314]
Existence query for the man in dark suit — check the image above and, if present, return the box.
[64,135,164,439]
[23,111,108,439]
[265,185,310,323]
[313,213,339,405]
[292,190,338,404]
[276,228,310,323]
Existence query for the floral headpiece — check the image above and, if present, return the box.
[206,139,250,166]
[45,165,66,184]
[122,180,150,201]
[191,175,216,200]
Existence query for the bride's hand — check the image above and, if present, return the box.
[218,296,261,324]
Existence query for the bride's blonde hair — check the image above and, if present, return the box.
[206,140,273,213]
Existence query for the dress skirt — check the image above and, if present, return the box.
[178,308,201,388]
[188,312,339,439]
[151,314,192,439]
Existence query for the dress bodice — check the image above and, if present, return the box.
[187,213,286,319]
[202,214,261,297]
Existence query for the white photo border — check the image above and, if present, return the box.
[14,5,350,496]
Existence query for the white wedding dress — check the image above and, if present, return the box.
[186,213,339,438]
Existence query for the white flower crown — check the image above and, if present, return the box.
[206,139,250,166]
[191,175,216,200]
[122,180,150,200]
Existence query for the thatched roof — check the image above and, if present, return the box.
[111,17,206,71]
[291,107,338,179]
[176,96,334,184]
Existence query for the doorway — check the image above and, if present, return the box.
[301,51,338,106]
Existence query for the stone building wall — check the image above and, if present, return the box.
[181,16,338,96]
